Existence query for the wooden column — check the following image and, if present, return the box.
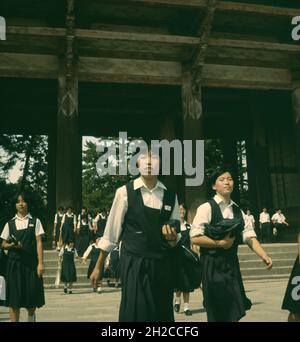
[292,85,300,185]
[56,0,81,210]
[246,100,273,214]
[181,0,217,221]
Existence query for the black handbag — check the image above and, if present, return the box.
[181,245,200,265]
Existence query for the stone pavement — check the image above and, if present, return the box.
[0,279,290,322]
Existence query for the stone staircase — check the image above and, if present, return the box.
[42,243,298,288]
[43,250,92,289]
[239,243,298,281]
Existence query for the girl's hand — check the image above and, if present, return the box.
[162,224,177,241]
[262,255,273,270]
[219,234,235,250]
[37,263,45,277]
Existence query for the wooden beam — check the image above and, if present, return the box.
[202,64,292,90]
[7,26,65,37]
[0,53,58,79]
[76,29,199,45]
[209,38,300,53]
[217,1,299,17]
[127,0,299,16]
[78,57,182,85]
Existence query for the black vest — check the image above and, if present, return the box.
[8,217,38,266]
[200,199,244,257]
[121,181,177,259]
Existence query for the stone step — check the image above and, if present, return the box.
[43,274,91,285]
[239,258,296,268]
[45,266,89,276]
[242,274,290,281]
[241,265,292,277]
[238,243,298,253]
[238,251,296,261]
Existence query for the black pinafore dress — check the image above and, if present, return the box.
[200,199,251,322]
[119,181,176,322]
[6,218,45,309]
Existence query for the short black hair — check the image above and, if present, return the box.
[15,191,32,208]
[209,166,234,188]
[58,206,64,211]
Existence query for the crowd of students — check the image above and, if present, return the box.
[0,150,299,322]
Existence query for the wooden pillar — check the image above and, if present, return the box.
[246,101,273,214]
[182,67,206,222]
[56,0,81,211]
[292,86,300,185]
[47,132,56,234]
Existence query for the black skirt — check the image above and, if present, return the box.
[61,260,77,283]
[119,253,174,322]
[201,252,251,322]
[109,250,120,279]
[76,236,90,258]
[5,258,45,309]
[282,256,300,314]
[173,247,201,293]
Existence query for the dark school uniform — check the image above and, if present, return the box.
[61,214,76,245]
[173,222,201,293]
[118,181,178,322]
[108,246,120,280]
[85,244,101,279]
[192,198,253,322]
[1,215,45,309]
[60,247,77,283]
[282,229,300,315]
[76,218,91,257]
[54,213,63,243]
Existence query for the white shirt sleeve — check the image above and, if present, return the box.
[73,215,77,225]
[61,214,65,224]
[54,214,58,224]
[98,185,128,253]
[77,220,80,229]
[35,218,45,236]
[241,211,256,243]
[190,202,212,238]
[0,223,10,241]
[59,248,64,257]
[94,214,99,224]
[82,245,93,259]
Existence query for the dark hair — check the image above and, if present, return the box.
[67,206,73,211]
[81,206,87,211]
[58,206,64,211]
[208,166,234,188]
[179,203,188,221]
[15,191,32,208]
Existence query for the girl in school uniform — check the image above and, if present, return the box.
[52,206,64,250]
[191,167,273,322]
[0,192,45,322]
[76,212,93,257]
[282,228,300,322]
[90,149,180,322]
[82,234,102,293]
[173,203,200,316]
[60,207,76,246]
[59,240,78,294]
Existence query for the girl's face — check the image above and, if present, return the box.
[137,152,160,176]
[213,172,234,197]
[16,196,28,215]
[179,205,186,220]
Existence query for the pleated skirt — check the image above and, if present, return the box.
[119,254,174,322]
[5,258,45,309]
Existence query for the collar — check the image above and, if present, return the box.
[134,177,167,192]
[214,194,236,207]
[14,213,32,221]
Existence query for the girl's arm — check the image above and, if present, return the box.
[247,237,272,269]
[36,235,45,277]
[1,240,20,250]
[191,234,235,249]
